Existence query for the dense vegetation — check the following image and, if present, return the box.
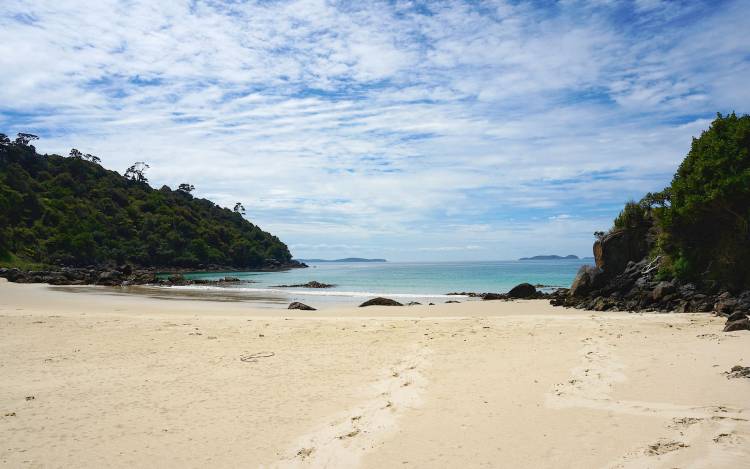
[0,135,293,268]
[607,113,750,290]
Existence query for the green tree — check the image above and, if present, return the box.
[658,112,750,288]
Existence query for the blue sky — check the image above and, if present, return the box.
[1,0,749,261]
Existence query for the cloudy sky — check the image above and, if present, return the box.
[1,0,748,261]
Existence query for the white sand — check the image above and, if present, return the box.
[1,279,748,468]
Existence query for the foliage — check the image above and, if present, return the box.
[124,162,150,183]
[655,112,750,288]
[612,200,649,231]
[604,113,750,288]
[0,137,293,268]
[177,183,195,194]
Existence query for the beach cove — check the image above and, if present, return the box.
[1,278,748,468]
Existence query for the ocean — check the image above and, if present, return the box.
[163,259,590,307]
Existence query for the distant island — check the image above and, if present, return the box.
[299,258,387,263]
[519,255,579,261]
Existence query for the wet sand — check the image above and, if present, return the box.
[1,279,748,468]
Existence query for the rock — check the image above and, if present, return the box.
[715,295,738,316]
[97,270,122,286]
[726,310,748,322]
[288,302,316,311]
[593,226,651,276]
[678,283,697,299]
[482,293,507,301]
[569,265,604,297]
[165,273,192,286]
[222,276,241,282]
[272,281,335,288]
[445,300,460,303]
[117,264,133,276]
[507,283,536,299]
[407,302,422,306]
[723,318,750,332]
[726,365,750,379]
[359,297,403,307]
[651,281,676,302]
[591,296,615,311]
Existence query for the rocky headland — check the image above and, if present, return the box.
[548,221,750,331]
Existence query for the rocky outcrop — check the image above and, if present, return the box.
[288,302,316,311]
[593,226,650,277]
[553,220,750,316]
[271,281,335,288]
[0,266,261,288]
[0,266,157,286]
[359,297,403,307]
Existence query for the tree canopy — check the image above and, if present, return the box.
[0,136,293,268]
[656,112,750,288]
[605,113,750,289]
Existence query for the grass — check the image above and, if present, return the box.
[0,252,52,271]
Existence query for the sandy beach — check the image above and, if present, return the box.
[1,278,748,468]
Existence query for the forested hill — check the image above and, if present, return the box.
[0,134,299,270]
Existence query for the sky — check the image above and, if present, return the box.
[1,0,749,261]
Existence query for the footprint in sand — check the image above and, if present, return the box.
[275,346,430,468]
[645,439,688,455]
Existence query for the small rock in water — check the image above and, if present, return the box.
[445,300,460,304]
[407,301,422,306]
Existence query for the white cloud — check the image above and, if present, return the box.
[1,0,748,260]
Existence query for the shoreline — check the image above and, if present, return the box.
[1,279,748,467]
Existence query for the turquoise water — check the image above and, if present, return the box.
[170,260,588,306]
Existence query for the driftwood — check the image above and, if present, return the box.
[240,351,275,363]
[641,255,662,275]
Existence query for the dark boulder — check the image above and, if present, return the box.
[569,265,604,297]
[651,281,676,302]
[288,302,316,311]
[594,227,650,277]
[407,301,422,306]
[715,293,738,316]
[1,268,23,282]
[482,293,508,301]
[726,365,750,379]
[723,318,750,332]
[359,297,403,307]
[445,300,460,304]
[507,283,536,299]
[97,270,123,286]
[726,310,748,322]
